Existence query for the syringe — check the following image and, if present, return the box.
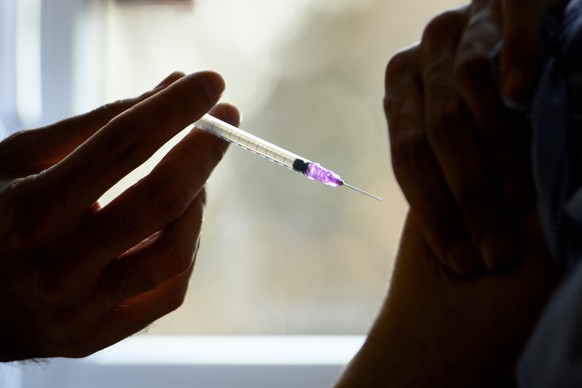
[194,114,381,201]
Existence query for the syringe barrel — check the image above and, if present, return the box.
[194,114,380,199]
[195,114,305,172]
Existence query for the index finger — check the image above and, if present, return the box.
[47,71,225,214]
[0,72,185,179]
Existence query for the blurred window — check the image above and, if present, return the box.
[0,1,465,385]
[1,0,465,336]
[0,0,17,137]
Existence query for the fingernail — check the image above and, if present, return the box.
[480,231,516,270]
[201,72,225,104]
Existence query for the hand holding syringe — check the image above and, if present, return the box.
[194,114,382,201]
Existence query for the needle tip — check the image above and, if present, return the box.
[342,182,382,201]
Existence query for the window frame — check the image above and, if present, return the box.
[0,336,363,388]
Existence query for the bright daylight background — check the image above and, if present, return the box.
[100,0,468,336]
[1,0,466,336]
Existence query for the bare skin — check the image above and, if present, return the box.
[336,210,558,387]
[337,2,568,385]
[0,71,239,361]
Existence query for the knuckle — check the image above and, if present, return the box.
[112,269,157,303]
[103,112,167,168]
[384,52,421,125]
[453,44,491,81]
[422,7,468,47]
[148,182,191,222]
[90,216,135,255]
[452,28,495,87]
[425,103,465,152]
[388,111,422,150]
[93,98,139,123]
[104,115,145,161]
[390,130,428,183]
[385,48,419,91]
[422,58,452,90]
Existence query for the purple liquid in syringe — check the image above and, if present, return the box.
[195,114,381,200]
[305,163,343,187]
[290,158,380,200]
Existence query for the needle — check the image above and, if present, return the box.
[195,114,382,201]
[341,182,382,201]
